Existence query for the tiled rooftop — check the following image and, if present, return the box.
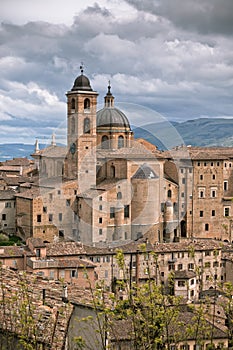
[0,189,16,200]
[0,265,73,349]
[33,145,67,158]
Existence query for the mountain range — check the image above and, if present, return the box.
[1,118,233,161]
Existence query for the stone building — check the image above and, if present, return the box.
[0,189,16,234]
[166,146,233,242]
[15,179,79,241]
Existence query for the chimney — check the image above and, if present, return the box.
[62,285,68,303]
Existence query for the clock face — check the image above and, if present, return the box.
[70,143,76,154]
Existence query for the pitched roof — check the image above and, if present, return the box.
[33,145,67,158]
[0,189,16,200]
[3,158,33,166]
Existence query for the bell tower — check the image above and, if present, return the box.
[64,66,98,192]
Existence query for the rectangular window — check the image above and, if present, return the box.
[211,190,216,198]
[200,175,203,180]
[213,261,219,267]
[205,262,211,268]
[178,280,185,287]
[60,270,65,278]
[99,196,102,201]
[43,206,47,213]
[66,199,71,207]
[110,207,115,219]
[224,181,228,191]
[99,228,103,235]
[99,205,102,211]
[124,205,130,218]
[99,217,102,224]
[59,213,62,221]
[49,270,54,279]
[178,264,183,271]
[188,263,194,270]
[182,178,186,184]
[72,229,77,236]
[161,203,165,212]
[49,214,53,222]
[212,174,215,180]
[224,207,230,217]
[36,249,41,257]
[200,211,203,217]
[199,188,205,198]
[5,202,11,208]
[212,210,215,216]
[205,223,209,231]
[37,214,41,223]
[168,264,175,271]
[70,270,77,278]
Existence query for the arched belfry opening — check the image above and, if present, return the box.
[84,98,90,111]
[71,98,75,110]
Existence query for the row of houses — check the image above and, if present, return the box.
[1,237,233,303]
[0,240,231,349]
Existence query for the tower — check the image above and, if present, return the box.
[64,67,98,192]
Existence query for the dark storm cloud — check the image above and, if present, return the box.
[125,0,233,35]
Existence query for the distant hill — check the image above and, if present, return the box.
[1,118,233,160]
[0,143,49,162]
[174,118,233,147]
[0,143,35,162]
[133,117,233,149]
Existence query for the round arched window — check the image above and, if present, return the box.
[101,135,109,149]
[118,135,124,148]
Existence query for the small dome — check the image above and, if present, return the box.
[97,107,130,130]
[132,163,158,179]
[72,74,92,91]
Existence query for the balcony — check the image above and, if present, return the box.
[27,257,58,269]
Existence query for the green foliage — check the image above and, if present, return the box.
[0,235,23,246]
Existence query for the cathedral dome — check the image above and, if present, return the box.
[71,68,92,91]
[97,107,130,130]
[97,82,131,131]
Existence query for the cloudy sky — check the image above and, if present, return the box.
[0,0,233,144]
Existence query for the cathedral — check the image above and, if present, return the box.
[30,68,177,245]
